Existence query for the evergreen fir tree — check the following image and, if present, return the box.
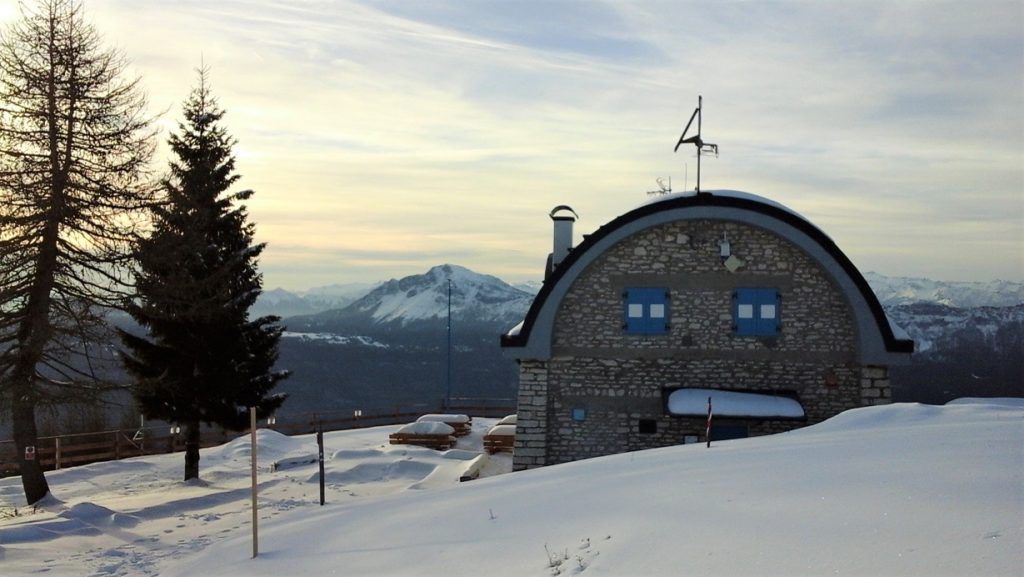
[120,68,287,481]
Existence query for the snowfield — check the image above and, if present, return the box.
[1,400,1021,576]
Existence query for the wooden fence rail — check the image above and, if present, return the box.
[0,401,515,478]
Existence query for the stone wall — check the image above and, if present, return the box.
[513,218,892,470]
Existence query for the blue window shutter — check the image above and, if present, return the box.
[758,289,781,335]
[735,288,780,336]
[734,288,758,336]
[624,288,669,335]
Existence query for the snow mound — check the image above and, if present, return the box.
[791,402,946,434]
[164,400,1022,577]
[214,428,305,461]
[440,449,478,461]
[331,448,384,460]
[59,502,140,529]
[314,460,437,485]
[946,397,1024,408]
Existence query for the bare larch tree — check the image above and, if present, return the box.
[0,0,157,504]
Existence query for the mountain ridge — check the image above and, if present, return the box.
[258,269,1024,321]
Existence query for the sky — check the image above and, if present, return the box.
[2,0,1022,290]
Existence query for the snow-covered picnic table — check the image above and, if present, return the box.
[389,421,457,450]
[416,413,473,436]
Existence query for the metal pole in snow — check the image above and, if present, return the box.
[706,396,713,448]
[317,420,325,506]
[250,407,258,558]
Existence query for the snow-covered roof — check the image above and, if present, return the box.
[505,320,524,337]
[667,388,806,419]
[642,190,832,241]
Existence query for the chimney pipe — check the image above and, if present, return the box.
[549,205,578,276]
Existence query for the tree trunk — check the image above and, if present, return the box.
[183,421,201,481]
[12,384,49,505]
[8,219,61,506]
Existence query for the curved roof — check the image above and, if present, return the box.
[501,190,913,364]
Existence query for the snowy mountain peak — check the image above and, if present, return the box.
[352,265,533,324]
[864,272,1024,308]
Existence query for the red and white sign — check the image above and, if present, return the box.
[24,446,36,461]
[706,397,713,448]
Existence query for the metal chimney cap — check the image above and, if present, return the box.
[549,205,578,221]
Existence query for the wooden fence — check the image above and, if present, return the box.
[0,400,515,478]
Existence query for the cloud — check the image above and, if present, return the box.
[4,0,1021,286]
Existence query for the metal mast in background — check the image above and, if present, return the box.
[446,278,453,409]
[674,95,719,194]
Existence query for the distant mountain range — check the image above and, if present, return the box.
[255,270,538,322]
[253,282,381,318]
[262,269,1024,321]
[862,272,1024,308]
[11,266,1020,438]
[286,264,533,331]
[268,265,534,418]
[260,268,1024,355]
[261,267,1021,414]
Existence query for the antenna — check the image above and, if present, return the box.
[645,176,672,196]
[674,95,719,194]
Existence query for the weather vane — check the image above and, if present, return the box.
[674,95,719,194]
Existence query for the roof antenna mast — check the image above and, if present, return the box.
[674,95,719,195]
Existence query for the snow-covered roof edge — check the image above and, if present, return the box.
[641,190,832,240]
[668,388,806,419]
[502,190,914,362]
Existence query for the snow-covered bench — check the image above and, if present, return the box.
[388,421,457,450]
[483,423,516,454]
[416,414,472,437]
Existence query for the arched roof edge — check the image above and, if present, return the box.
[500,193,913,363]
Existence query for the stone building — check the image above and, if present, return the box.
[500,191,913,470]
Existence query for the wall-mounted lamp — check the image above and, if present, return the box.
[266,415,276,426]
[353,409,363,418]
[719,233,731,259]
[170,425,181,435]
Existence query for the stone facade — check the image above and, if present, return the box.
[512,218,894,470]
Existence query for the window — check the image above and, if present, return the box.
[733,288,781,336]
[623,288,671,335]
[638,419,658,434]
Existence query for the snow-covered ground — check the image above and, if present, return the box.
[1,400,1021,576]
[280,331,389,348]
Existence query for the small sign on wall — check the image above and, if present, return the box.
[24,446,36,461]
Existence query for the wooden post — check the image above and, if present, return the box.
[114,431,121,460]
[55,437,61,470]
[250,407,258,558]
